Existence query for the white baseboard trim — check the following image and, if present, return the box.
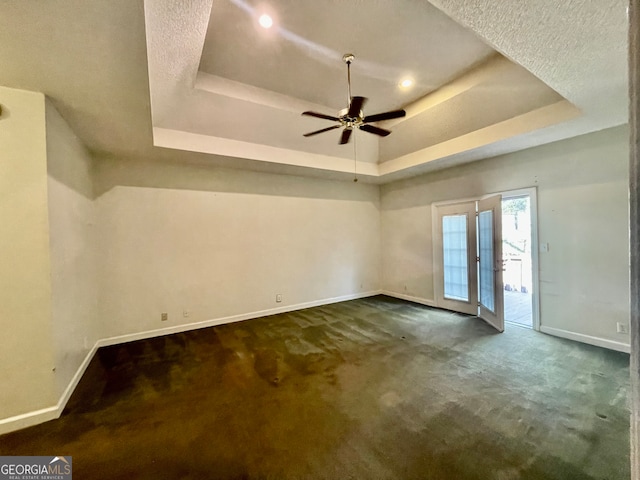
[0,406,59,436]
[97,290,382,348]
[381,291,437,307]
[0,344,99,436]
[17,292,630,436]
[539,325,631,353]
[0,290,382,435]
[56,344,100,412]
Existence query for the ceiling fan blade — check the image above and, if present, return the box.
[363,109,406,123]
[340,128,353,144]
[347,96,367,117]
[303,124,341,137]
[302,111,340,122]
[359,124,392,137]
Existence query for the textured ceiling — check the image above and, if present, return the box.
[0,0,629,183]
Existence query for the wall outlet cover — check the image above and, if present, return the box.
[616,322,628,334]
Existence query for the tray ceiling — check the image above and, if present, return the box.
[0,0,628,183]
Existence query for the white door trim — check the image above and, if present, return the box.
[500,187,540,331]
[431,187,540,331]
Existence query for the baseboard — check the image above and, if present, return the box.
[98,290,382,348]
[381,291,437,307]
[381,296,630,354]
[0,343,99,436]
[539,325,631,353]
[0,406,59,436]
[3,293,628,436]
[55,344,100,412]
[0,290,382,436]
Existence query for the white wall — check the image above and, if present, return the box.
[381,125,630,348]
[94,156,381,340]
[46,98,98,399]
[0,84,629,434]
[0,87,57,422]
[0,85,381,434]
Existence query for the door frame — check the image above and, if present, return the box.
[431,187,540,332]
[501,187,540,332]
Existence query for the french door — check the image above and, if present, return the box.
[434,196,504,331]
[477,196,504,331]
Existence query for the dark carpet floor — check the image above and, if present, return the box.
[0,296,631,479]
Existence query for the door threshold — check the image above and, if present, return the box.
[505,320,533,330]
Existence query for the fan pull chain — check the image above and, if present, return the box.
[353,129,358,183]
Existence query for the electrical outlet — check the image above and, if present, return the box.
[616,322,628,334]
[276,294,282,303]
[161,312,168,322]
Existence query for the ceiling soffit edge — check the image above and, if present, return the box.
[143,0,597,180]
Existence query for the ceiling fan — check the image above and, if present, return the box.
[302,54,406,145]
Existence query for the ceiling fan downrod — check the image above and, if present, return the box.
[343,53,355,109]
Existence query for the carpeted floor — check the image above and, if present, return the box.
[0,296,630,479]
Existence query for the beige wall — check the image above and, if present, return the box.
[0,87,57,420]
[0,85,381,433]
[46,98,98,399]
[94,156,381,340]
[0,83,631,433]
[381,125,630,347]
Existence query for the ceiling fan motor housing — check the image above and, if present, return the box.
[339,107,364,128]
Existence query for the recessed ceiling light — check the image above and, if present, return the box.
[258,13,273,29]
[400,78,413,89]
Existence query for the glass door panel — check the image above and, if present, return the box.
[477,195,504,331]
[443,214,469,301]
[434,202,477,315]
[478,210,495,312]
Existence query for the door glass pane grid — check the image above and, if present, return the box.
[442,214,469,301]
[479,210,495,312]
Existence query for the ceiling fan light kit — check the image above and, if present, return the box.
[302,54,406,145]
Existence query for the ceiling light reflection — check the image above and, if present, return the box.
[229,0,406,81]
[400,78,413,89]
[258,14,273,29]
